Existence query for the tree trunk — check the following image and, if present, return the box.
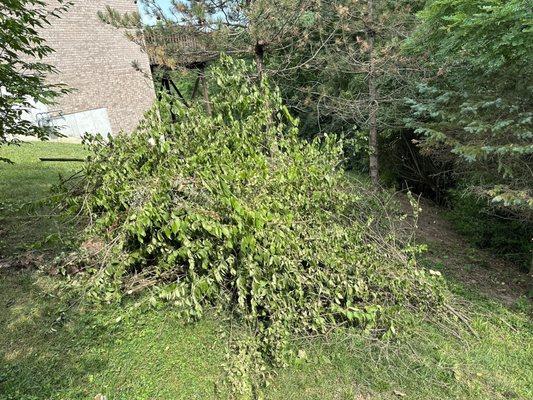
[529,252,533,291]
[191,75,200,100]
[367,0,379,186]
[199,68,212,116]
[254,40,265,81]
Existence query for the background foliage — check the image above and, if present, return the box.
[406,0,533,211]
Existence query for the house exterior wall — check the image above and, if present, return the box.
[41,0,155,135]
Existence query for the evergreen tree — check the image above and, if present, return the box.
[406,0,533,211]
[271,0,426,184]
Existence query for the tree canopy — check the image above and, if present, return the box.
[406,0,533,211]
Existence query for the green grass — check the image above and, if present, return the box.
[0,269,225,400]
[0,142,88,257]
[1,268,531,400]
[1,143,532,399]
[271,289,533,399]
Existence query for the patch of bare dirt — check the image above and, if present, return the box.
[399,195,531,305]
[0,252,46,271]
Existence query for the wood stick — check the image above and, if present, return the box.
[39,157,85,162]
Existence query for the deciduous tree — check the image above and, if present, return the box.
[0,0,71,157]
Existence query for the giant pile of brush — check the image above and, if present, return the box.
[74,56,446,394]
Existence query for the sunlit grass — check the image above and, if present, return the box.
[0,142,88,256]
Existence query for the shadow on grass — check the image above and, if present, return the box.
[0,143,87,259]
[0,269,224,400]
[1,270,531,400]
[0,269,111,399]
[0,164,85,259]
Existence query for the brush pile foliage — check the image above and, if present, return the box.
[76,57,445,392]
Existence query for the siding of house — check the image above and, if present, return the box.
[41,0,155,134]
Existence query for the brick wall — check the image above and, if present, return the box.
[41,0,155,134]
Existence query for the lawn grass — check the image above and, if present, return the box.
[1,143,532,399]
[271,286,533,400]
[0,142,88,257]
[0,269,225,400]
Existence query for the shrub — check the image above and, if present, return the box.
[74,56,446,394]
